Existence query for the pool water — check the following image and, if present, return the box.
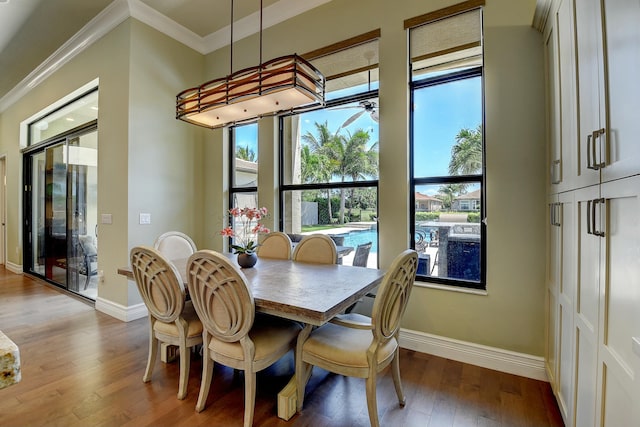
[339,229,378,253]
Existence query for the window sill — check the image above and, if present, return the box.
[412,280,488,296]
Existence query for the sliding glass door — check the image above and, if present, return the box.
[24,125,98,299]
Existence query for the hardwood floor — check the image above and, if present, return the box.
[0,267,564,426]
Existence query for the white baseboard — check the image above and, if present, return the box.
[5,262,22,274]
[399,328,548,381]
[95,297,147,322]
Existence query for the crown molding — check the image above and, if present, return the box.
[0,0,129,112]
[0,0,332,112]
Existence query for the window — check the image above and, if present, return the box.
[408,4,485,289]
[229,123,259,246]
[28,90,99,147]
[279,33,380,267]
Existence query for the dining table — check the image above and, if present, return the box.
[118,252,385,419]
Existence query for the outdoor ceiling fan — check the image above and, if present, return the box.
[335,99,379,131]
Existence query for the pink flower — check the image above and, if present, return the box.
[220,227,235,237]
[219,206,270,254]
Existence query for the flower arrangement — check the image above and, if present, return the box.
[220,207,270,255]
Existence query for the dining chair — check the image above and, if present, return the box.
[292,234,337,264]
[257,231,292,260]
[186,250,302,427]
[129,246,203,400]
[352,241,373,267]
[153,231,197,261]
[295,249,418,427]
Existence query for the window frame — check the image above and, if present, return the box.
[278,91,380,262]
[409,66,486,290]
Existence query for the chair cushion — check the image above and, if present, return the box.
[208,316,301,362]
[153,302,203,338]
[303,322,397,369]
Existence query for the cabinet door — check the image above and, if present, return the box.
[557,191,576,424]
[547,194,560,387]
[595,176,640,426]
[574,185,601,427]
[555,0,578,191]
[574,0,605,187]
[600,0,640,182]
[546,21,562,190]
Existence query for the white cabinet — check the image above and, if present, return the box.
[547,191,576,425]
[546,0,578,193]
[542,0,640,424]
[574,185,601,427]
[599,0,640,182]
[574,0,640,185]
[594,176,640,426]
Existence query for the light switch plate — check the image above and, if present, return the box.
[101,213,112,224]
[139,213,151,225]
[633,337,640,358]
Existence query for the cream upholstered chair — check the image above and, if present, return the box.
[292,234,337,264]
[257,232,292,260]
[186,250,302,427]
[295,249,418,427]
[153,231,197,261]
[129,246,203,400]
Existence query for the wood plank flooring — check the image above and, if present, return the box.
[0,267,564,426]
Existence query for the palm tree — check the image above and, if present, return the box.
[448,125,482,175]
[236,145,256,162]
[321,129,378,223]
[437,183,466,210]
[302,122,339,223]
[301,122,379,224]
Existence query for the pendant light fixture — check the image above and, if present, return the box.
[176,0,325,129]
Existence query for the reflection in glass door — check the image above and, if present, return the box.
[26,127,98,299]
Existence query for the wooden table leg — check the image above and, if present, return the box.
[277,324,313,420]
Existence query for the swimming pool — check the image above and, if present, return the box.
[338,229,378,253]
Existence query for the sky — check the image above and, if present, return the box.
[235,75,482,193]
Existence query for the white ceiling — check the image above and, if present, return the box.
[0,0,330,104]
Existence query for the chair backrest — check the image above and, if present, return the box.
[352,242,372,267]
[187,250,254,343]
[257,232,292,260]
[79,235,97,257]
[292,234,337,264]
[154,231,197,261]
[371,249,418,344]
[130,246,186,323]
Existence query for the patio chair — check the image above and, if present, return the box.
[352,241,372,267]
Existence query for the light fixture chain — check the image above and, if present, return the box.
[230,0,234,75]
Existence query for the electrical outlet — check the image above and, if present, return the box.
[98,270,105,284]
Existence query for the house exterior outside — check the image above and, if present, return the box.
[452,189,481,211]
[415,192,443,212]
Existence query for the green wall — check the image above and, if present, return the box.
[0,0,547,356]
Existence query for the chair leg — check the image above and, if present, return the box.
[177,343,190,400]
[243,371,256,427]
[196,351,213,412]
[365,372,380,427]
[391,350,406,406]
[143,326,157,383]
